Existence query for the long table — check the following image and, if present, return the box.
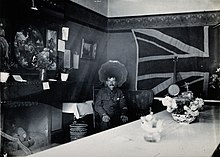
[29,105,220,157]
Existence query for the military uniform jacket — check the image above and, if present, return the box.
[94,87,127,118]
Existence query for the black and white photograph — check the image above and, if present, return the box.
[0,0,220,157]
[80,38,97,60]
[46,29,57,70]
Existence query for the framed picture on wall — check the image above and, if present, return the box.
[80,38,97,60]
[14,25,44,70]
[46,29,57,70]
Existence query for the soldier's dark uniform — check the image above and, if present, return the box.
[95,87,127,130]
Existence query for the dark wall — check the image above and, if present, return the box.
[0,0,108,102]
[106,31,137,90]
[64,21,107,101]
[209,27,220,72]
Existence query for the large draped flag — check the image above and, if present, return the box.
[132,26,209,96]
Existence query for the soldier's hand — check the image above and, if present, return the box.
[121,115,128,123]
[102,114,110,122]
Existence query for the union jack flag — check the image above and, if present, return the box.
[132,26,210,97]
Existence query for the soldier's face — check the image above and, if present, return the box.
[106,77,116,91]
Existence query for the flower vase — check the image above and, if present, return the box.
[144,131,161,142]
[39,69,47,81]
[141,115,163,143]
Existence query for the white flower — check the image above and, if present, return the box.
[193,100,198,105]
[195,98,204,108]
[162,96,173,107]
[167,106,174,113]
[191,110,199,116]
[183,105,189,111]
[190,105,198,111]
[141,117,163,133]
[145,115,153,121]
[171,99,177,108]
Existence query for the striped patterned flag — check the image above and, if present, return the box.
[132,26,210,97]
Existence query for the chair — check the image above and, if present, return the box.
[126,90,154,121]
[92,83,105,132]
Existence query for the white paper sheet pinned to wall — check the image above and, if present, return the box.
[73,54,79,69]
[12,75,27,82]
[62,27,69,41]
[42,82,50,90]
[58,39,65,52]
[64,49,71,69]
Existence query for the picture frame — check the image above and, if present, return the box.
[80,38,97,60]
[46,29,58,70]
[14,25,44,70]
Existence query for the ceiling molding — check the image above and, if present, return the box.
[107,11,220,31]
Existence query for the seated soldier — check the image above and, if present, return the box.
[95,74,129,130]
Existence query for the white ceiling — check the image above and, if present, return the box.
[70,0,108,16]
[71,0,220,17]
[108,0,220,17]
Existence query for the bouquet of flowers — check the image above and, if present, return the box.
[162,92,204,123]
[35,48,55,70]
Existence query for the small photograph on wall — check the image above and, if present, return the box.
[80,38,97,60]
[46,29,57,70]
